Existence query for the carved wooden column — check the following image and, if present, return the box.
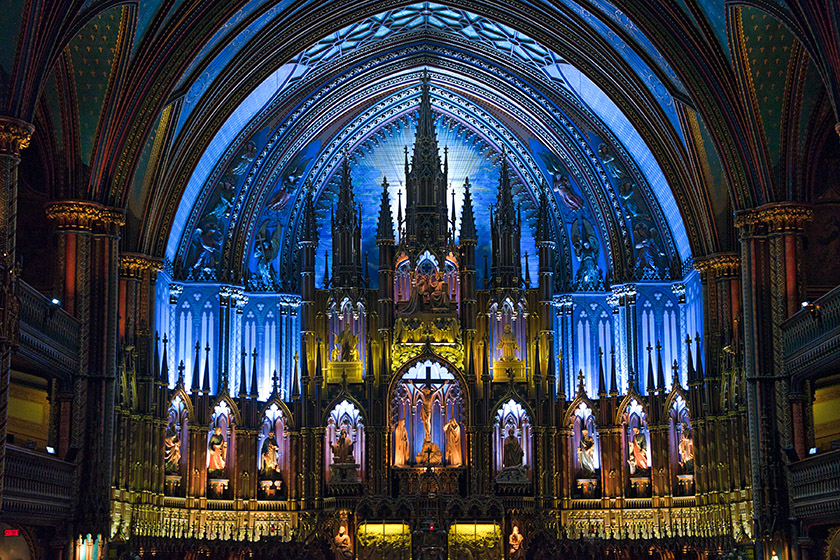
[45,200,125,538]
[735,203,811,558]
[0,116,32,512]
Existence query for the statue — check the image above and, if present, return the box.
[394,419,410,467]
[444,417,462,467]
[552,173,585,211]
[496,324,520,361]
[598,143,623,179]
[228,141,257,176]
[678,423,694,474]
[332,525,353,560]
[164,421,180,473]
[191,220,221,274]
[509,525,524,560]
[207,426,227,476]
[408,379,443,464]
[503,427,524,468]
[428,272,451,310]
[253,221,281,288]
[633,221,665,279]
[332,323,359,362]
[628,426,649,475]
[260,433,280,474]
[331,428,355,465]
[577,427,597,477]
[572,217,603,291]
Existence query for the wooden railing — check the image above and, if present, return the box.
[3,444,75,520]
[781,284,840,381]
[18,280,80,376]
[788,449,840,521]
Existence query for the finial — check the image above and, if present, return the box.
[577,369,586,394]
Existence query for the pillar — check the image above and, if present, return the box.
[735,203,811,559]
[0,116,32,511]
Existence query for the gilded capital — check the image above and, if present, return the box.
[693,253,740,279]
[733,203,812,235]
[45,200,126,233]
[0,117,34,157]
[119,253,164,279]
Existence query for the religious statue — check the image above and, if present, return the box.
[444,417,462,467]
[408,379,443,464]
[260,433,280,475]
[428,272,451,310]
[552,172,585,211]
[228,141,257,176]
[192,220,221,274]
[678,423,694,474]
[332,323,359,362]
[394,419,410,467]
[332,525,353,560]
[503,427,524,468]
[509,525,524,560]
[496,324,520,361]
[597,143,623,179]
[207,426,227,476]
[627,426,649,475]
[253,221,280,288]
[164,421,180,473]
[633,221,666,278]
[578,427,597,477]
[572,217,603,291]
[331,428,355,464]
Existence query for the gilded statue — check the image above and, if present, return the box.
[331,428,355,464]
[628,426,649,475]
[331,323,359,362]
[164,421,181,473]
[260,433,280,475]
[394,419,410,467]
[678,423,694,474]
[503,427,524,468]
[496,324,520,361]
[207,426,227,476]
[444,417,462,467]
[577,427,597,477]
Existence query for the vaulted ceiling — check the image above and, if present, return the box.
[4,0,839,289]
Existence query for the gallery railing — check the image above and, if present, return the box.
[3,444,75,520]
[18,279,80,376]
[781,284,840,380]
[788,448,840,521]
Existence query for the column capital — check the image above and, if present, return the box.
[45,200,125,234]
[693,253,740,279]
[733,203,812,235]
[0,117,34,157]
[119,253,164,279]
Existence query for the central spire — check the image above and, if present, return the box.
[401,69,451,266]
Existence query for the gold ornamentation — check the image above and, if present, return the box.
[45,201,126,233]
[0,117,34,157]
[733,203,812,234]
[693,253,740,278]
[119,253,163,278]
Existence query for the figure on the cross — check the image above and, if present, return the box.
[408,366,441,443]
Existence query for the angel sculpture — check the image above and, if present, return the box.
[208,177,235,222]
[191,221,221,274]
[552,173,585,211]
[633,221,666,278]
[598,143,623,180]
[268,157,310,212]
[571,217,602,291]
[228,141,257,176]
[254,221,281,287]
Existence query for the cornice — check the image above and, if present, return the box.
[693,253,740,279]
[119,253,164,279]
[733,203,812,235]
[45,200,126,234]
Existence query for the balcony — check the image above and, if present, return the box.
[781,284,840,382]
[17,280,80,377]
[788,448,840,522]
[3,444,76,522]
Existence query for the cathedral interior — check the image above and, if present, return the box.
[0,1,839,559]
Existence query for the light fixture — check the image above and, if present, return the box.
[50,298,60,305]
[809,447,817,455]
[46,446,55,454]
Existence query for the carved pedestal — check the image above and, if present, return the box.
[208,478,229,498]
[495,466,530,494]
[575,477,600,498]
[328,463,362,495]
[259,478,285,499]
[326,361,363,384]
[492,360,525,382]
[164,475,182,496]
[628,476,651,498]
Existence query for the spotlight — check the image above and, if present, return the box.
[809,447,817,455]
[46,446,55,454]
[50,298,61,305]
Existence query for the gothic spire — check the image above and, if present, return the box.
[191,341,201,393]
[460,177,477,242]
[202,345,211,394]
[598,348,607,397]
[376,177,394,242]
[160,334,169,385]
[416,69,437,143]
[239,347,248,398]
[292,353,300,400]
[154,332,161,383]
[536,181,553,245]
[656,341,666,392]
[610,346,619,396]
[646,343,655,394]
[299,180,317,244]
[694,333,704,380]
[250,348,259,398]
[686,334,695,384]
